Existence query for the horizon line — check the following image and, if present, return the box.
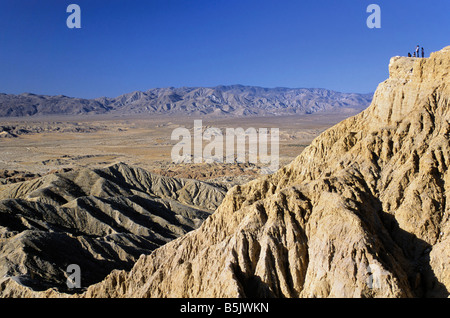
[1,85,375,100]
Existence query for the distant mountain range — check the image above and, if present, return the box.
[0,85,373,117]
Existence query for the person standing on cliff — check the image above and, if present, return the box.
[415,45,420,58]
[422,47,425,58]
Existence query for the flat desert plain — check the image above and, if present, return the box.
[0,112,358,184]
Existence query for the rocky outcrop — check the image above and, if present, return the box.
[0,163,226,292]
[0,170,41,185]
[1,47,449,298]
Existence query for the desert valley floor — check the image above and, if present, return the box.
[0,112,354,184]
[0,111,361,293]
[1,45,449,298]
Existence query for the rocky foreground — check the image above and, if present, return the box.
[1,47,449,298]
[0,163,226,292]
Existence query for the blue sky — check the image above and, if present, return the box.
[0,0,449,98]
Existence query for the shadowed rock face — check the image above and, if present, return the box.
[0,163,227,292]
[1,47,449,298]
[0,86,372,117]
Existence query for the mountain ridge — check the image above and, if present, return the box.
[1,47,449,298]
[0,86,372,118]
[66,46,449,298]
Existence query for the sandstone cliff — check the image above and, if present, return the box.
[1,47,449,298]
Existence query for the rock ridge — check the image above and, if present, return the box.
[1,46,449,298]
[0,163,227,293]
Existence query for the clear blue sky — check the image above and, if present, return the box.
[0,0,449,98]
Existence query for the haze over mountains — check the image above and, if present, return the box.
[1,47,449,298]
[0,86,373,117]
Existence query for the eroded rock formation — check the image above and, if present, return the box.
[0,163,226,292]
[1,47,449,298]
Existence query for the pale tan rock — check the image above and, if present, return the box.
[2,46,449,298]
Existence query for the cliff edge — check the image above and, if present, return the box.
[1,46,449,298]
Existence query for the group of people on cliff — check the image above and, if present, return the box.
[408,45,425,58]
